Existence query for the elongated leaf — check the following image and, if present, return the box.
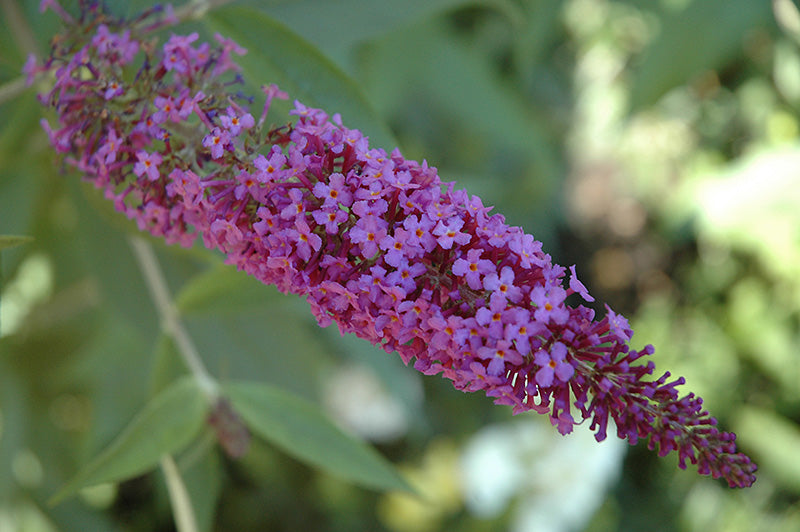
[360,20,561,239]
[0,94,43,174]
[0,359,28,500]
[175,263,275,315]
[179,446,223,532]
[205,6,397,149]
[0,235,33,250]
[70,180,159,338]
[224,381,411,492]
[51,377,209,504]
[261,0,521,59]
[629,0,775,111]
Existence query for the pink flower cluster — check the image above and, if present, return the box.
[35,3,756,487]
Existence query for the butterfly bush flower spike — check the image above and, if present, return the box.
[36,1,756,488]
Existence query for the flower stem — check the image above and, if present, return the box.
[160,454,199,532]
[129,235,218,398]
[0,76,27,106]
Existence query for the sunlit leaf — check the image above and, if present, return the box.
[736,406,800,494]
[51,377,209,504]
[224,381,412,493]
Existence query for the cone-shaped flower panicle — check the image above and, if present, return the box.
[35,2,756,487]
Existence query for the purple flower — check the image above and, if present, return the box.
[385,257,426,293]
[379,229,413,268]
[503,309,540,355]
[212,33,247,75]
[203,127,231,159]
[433,217,470,249]
[461,361,506,392]
[475,293,511,338]
[312,172,353,208]
[349,215,387,258]
[353,198,388,218]
[92,24,113,55]
[569,265,595,302]
[280,188,307,220]
[531,283,569,325]
[509,232,545,268]
[163,32,199,74]
[220,106,255,135]
[386,169,418,191]
[175,89,204,121]
[233,169,259,201]
[605,304,632,342]
[23,53,40,86]
[478,340,524,376]
[533,342,574,388]
[289,218,321,261]
[312,206,348,234]
[38,13,757,488]
[483,218,509,248]
[452,249,495,290]
[165,168,201,203]
[209,218,244,249]
[483,265,522,303]
[153,95,179,124]
[402,214,437,253]
[428,314,462,350]
[253,207,280,237]
[253,147,288,183]
[96,128,121,164]
[133,151,162,181]
[259,84,289,127]
[103,79,123,100]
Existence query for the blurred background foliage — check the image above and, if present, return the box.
[1,0,799,530]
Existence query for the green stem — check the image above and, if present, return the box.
[129,236,218,398]
[160,454,199,532]
[0,76,28,107]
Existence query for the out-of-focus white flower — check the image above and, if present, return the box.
[460,418,626,532]
[323,364,416,442]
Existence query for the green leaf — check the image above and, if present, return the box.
[359,19,562,239]
[261,0,521,60]
[51,377,210,504]
[0,358,29,500]
[0,234,33,250]
[179,445,223,532]
[70,180,159,338]
[629,0,775,111]
[186,306,335,399]
[0,94,44,174]
[326,330,425,424]
[224,381,412,493]
[175,262,276,315]
[204,6,397,149]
